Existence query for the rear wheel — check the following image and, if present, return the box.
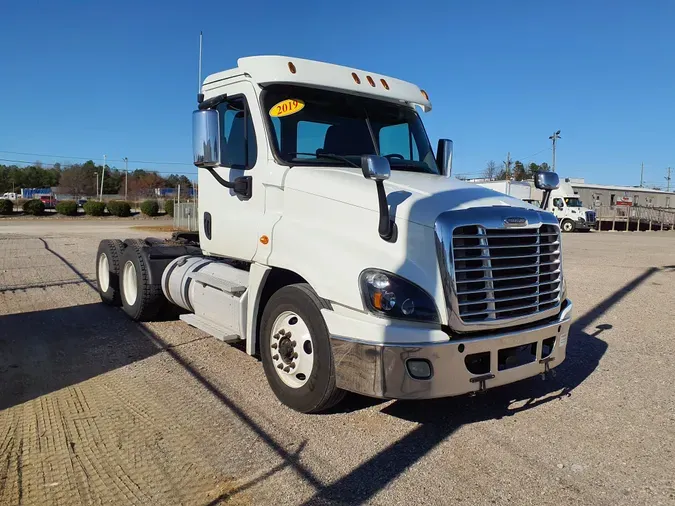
[96,239,125,305]
[561,219,575,233]
[260,284,345,413]
[119,242,166,321]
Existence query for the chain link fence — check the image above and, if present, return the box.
[174,203,199,231]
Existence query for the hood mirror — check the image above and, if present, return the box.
[534,171,559,191]
[361,155,391,181]
[361,155,394,242]
[534,172,560,211]
[436,139,453,177]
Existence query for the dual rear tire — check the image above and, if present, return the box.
[95,239,165,321]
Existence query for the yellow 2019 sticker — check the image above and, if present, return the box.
[269,99,305,117]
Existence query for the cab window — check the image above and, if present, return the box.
[553,198,564,208]
[216,97,257,169]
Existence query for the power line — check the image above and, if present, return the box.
[515,147,551,163]
[0,157,196,175]
[0,150,193,167]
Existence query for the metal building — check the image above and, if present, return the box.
[570,182,674,209]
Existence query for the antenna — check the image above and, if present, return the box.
[197,31,204,103]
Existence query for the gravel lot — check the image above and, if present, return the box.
[1,221,674,506]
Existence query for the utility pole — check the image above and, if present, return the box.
[640,162,644,188]
[504,152,512,179]
[123,157,129,201]
[666,167,672,193]
[549,130,561,172]
[99,155,107,201]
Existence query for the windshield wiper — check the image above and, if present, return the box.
[287,152,359,168]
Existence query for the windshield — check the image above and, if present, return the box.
[262,84,439,174]
[564,197,583,207]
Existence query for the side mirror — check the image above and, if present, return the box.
[534,171,560,191]
[192,109,221,167]
[436,139,453,177]
[361,155,391,181]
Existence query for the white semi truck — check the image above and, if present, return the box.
[95,56,572,413]
[532,179,597,232]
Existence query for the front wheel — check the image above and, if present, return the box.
[561,219,575,233]
[260,284,345,413]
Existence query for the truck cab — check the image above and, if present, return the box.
[538,181,596,232]
[95,56,573,413]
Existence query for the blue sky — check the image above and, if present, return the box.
[1,0,673,188]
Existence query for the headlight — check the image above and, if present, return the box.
[360,269,439,323]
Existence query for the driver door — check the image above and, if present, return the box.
[198,81,267,261]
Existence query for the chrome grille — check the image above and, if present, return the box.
[452,224,562,323]
[585,210,596,223]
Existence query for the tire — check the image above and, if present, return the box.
[260,283,345,413]
[561,219,575,233]
[119,241,166,321]
[96,240,126,305]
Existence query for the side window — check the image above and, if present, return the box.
[217,97,257,169]
[297,121,331,157]
[553,198,564,208]
[378,123,418,160]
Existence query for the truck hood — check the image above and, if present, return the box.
[284,166,538,228]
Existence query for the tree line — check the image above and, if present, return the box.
[482,160,551,181]
[0,161,194,198]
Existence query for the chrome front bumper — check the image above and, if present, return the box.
[330,300,573,399]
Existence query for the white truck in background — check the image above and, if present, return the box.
[532,179,597,232]
[94,55,572,413]
[478,178,596,232]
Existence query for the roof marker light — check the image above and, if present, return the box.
[288,61,296,74]
[421,89,429,100]
[351,72,361,84]
[380,79,390,90]
[366,75,376,87]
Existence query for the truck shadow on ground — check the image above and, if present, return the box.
[0,303,162,411]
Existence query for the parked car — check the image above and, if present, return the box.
[77,198,88,208]
[40,195,58,209]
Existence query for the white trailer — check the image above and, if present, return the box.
[95,55,572,413]
[475,180,532,201]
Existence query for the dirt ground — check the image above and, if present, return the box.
[1,221,674,506]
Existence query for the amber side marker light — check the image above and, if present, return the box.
[421,89,429,100]
[260,235,269,245]
[366,75,376,87]
[351,72,361,84]
[288,61,296,74]
[380,79,390,90]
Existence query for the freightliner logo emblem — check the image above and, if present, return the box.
[503,217,528,227]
